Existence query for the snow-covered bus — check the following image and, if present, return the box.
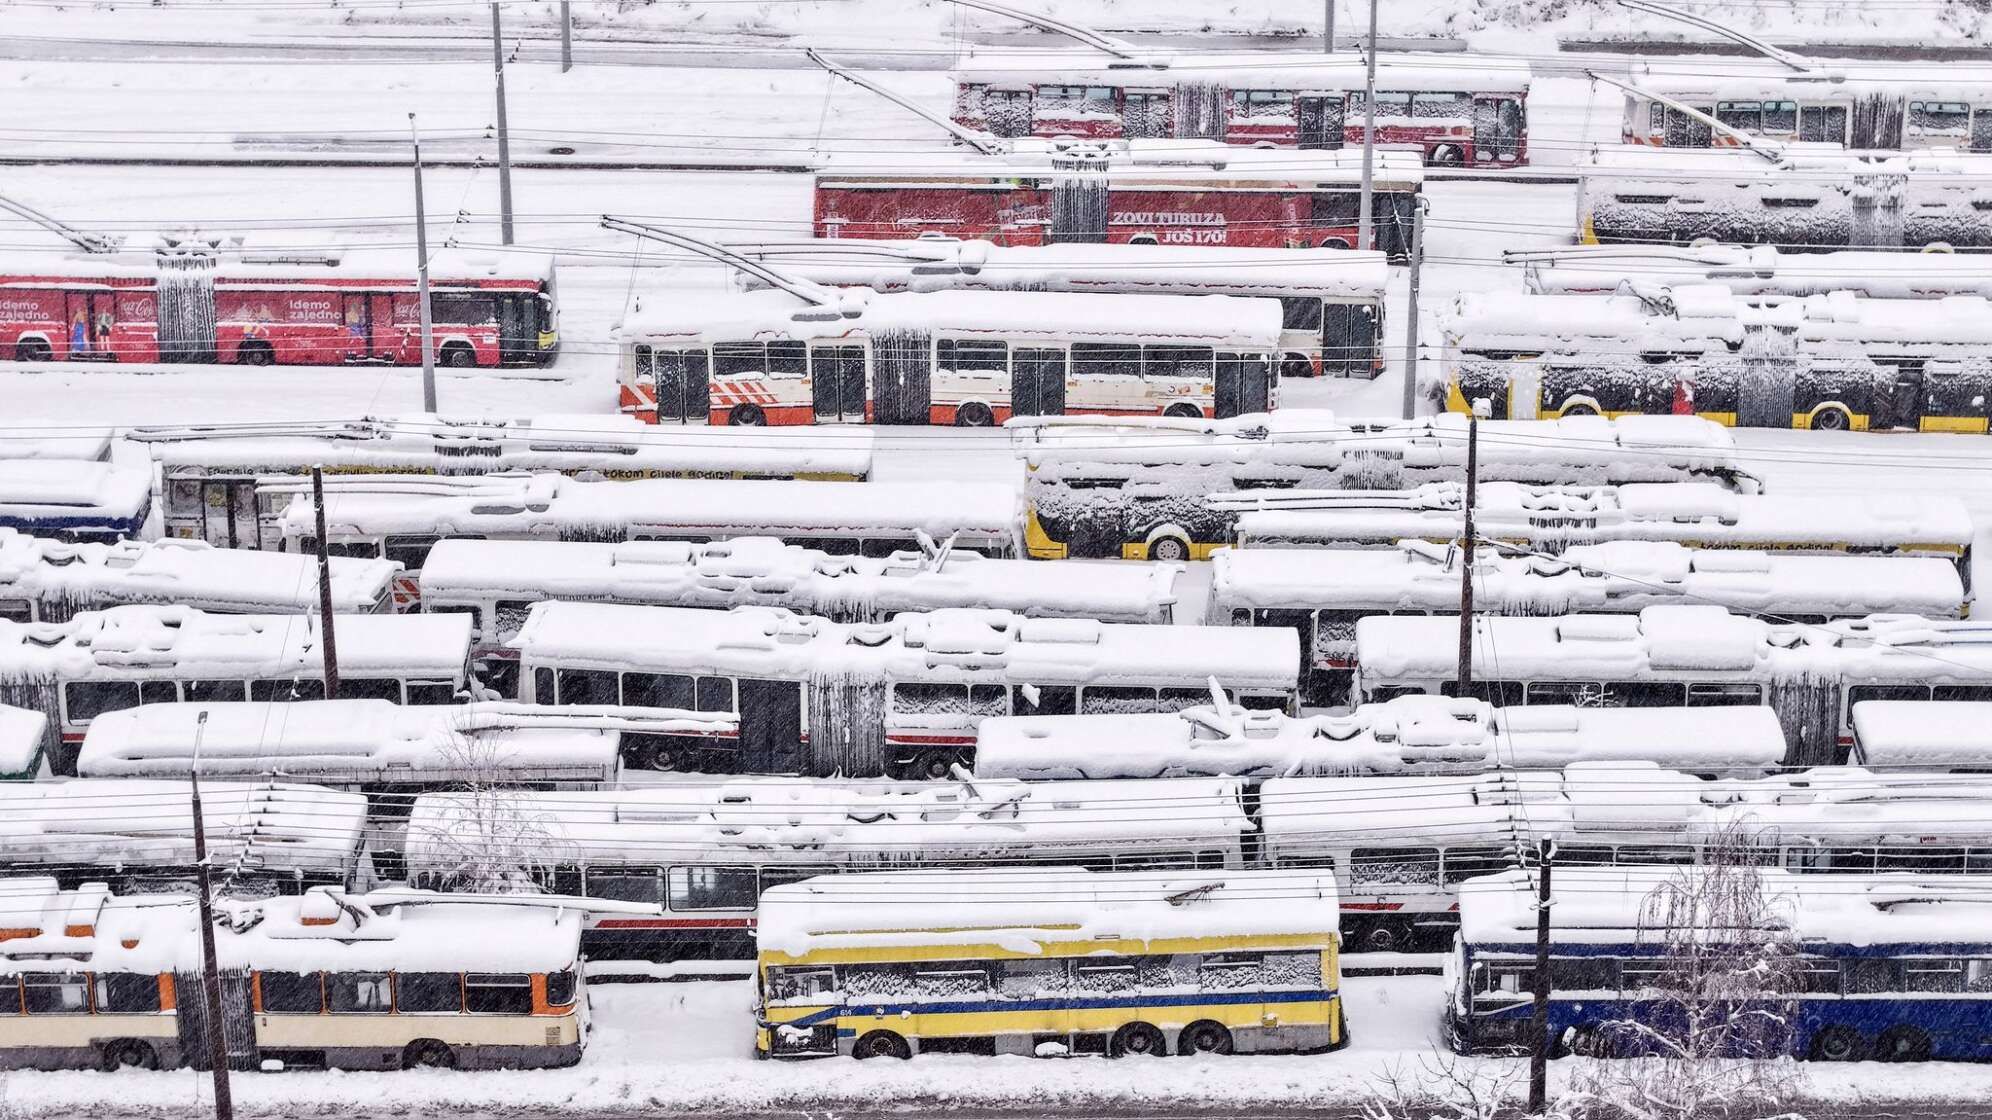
[1016,412,1757,561]
[1230,482,1975,592]
[0,529,397,623]
[1617,68,1992,152]
[0,606,476,776]
[131,415,872,553]
[616,287,1281,427]
[404,776,1252,962]
[951,50,1530,166]
[272,474,1023,611]
[0,460,152,544]
[815,141,1426,260]
[972,694,1791,781]
[1353,605,1992,767]
[1518,243,1992,300]
[0,882,602,1072]
[1576,147,1992,250]
[729,239,1390,378]
[1210,540,1968,705]
[1442,286,1992,430]
[1849,700,1992,771]
[512,602,1298,779]
[0,780,368,894]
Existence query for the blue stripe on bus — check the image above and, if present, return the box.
[782,987,1339,1030]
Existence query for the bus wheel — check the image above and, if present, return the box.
[909,750,958,781]
[1876,1026,1932,1062]
[1110,1022,1167,1058]
[237,341,275,366]
[728,404,766,426]
[853,1030,912,1060]
[1559,402,1598,418]
[1163,403,1202,419]
[441,343,477,368]
[1360,922,1405,953]
[1319,238,1351,250]
[1178,1021,1234,1056]
[955,402,995,427]
[1810,407,1851,432]
[100,1041,158,1071]
[1147,536,1191,564]
[14,339,51,362]
[404,1040,458,1070]
[1809,1026,1865,1062]
[1429,144,1465,167]
[629,740,679,772]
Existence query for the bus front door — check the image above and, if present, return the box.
[1323,303,1381,378]
[1474,98,1524,163]
[1215,353,1272,418]
[1011,347,1067,417]
[812,345,867,423]
[1298,97,1345,149]
[654,349,713,424]
[497,293,534,366]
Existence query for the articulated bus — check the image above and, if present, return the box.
[1576,148,1992,250]
[1211,540,1967,705]
[0,248,556,368]
[755,867,1345,1060]
[0,606,475,776]
[616,287,1281,427]
[0,881,600,1072]
[1017,412,1755,562]
[815,141,1426,261]
[1618,68,1992,152]
[1443,287,1992,430]
[1519,243,1992,300]
[1354,605,1992,767]
[729,239,1389,378]
[1451,867,1992,1062]
[951,50,1529,166]
[130,415,871,554]
[512,601,1297,779]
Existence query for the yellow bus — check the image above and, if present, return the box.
[754,867,1344,1060]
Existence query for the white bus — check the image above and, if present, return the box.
[0,780,368,895]
[616,286,1282,427]
[0,529,398,623]
[1210,540,1968,705]
[1849,700,1992,770]
[0,606,476,776]
[130,414,873,553]
[1353,605,1992,767]
[1017,411,1755,562]
[404,775,1251,962]
[513,602,1298,779]
[1517,244,1992,301]
[1616,66,1992,152]
[0,459,153,545]
[971,694,1791,781]
[728,239,1390,378]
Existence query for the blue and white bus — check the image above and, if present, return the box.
[1450,867,1992,1062]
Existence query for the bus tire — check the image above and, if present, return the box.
[907,749,958,781]
[1876,1026,1931,1062]
[954,402,995,427]
[629,740,679,772]
[99,1041,158,1071]
[1163,403,1203,419]
[237,341,275,366]
[1359,921,1406,953]
[1110,1021,1167,1058]
[728,404,766,427]
[1320,238,1352,250]
[404,1040,458,1070]
[1429,144,1465,167]
[1147,535,1191,564]
[1809,1025,1865,1062]
[853,1030,911,1061]
[441,342,477,368]
[1178,1021,1234,1056]
[1809,406,1851,432]
[14,338,51,362]
[1559,401,1599,418]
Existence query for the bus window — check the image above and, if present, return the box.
[251,677,327,702]
[696,676,736,713]
[329,972,392,1013]
[1411,91,1471,120]
[0,598,30,623]
[1686,682,1762,706]
[1613,681,1687,707]
[767,341,808,379]
[1848,684,1932,704]
[1799,104,1847,143]
[941,339,1010,374]
[63,680,140,723]
[1351,847,1439,888]
[713,341,767,378]
[1015,683,1076,716]
[1795,960,1842,994]
[337,677,403,703]
[626,672,694,708]
[1876,846,1965,872]
[891,682,1004,717]
[1762,101,1798,133]
[1716,101,1763,131]
[769,966,837,1002]
[1279,298,1324,331]
[1039,85,1116,113]
[533,668,555,705]
[94,973,161,1013]
[1312,192,1361,227]
[465,973,534,1014]
[587,867,663,904]
[1080,686,1158,714]
[1229,90,1289,118]
[429,603,483,634]
[1440,680,1524,707]
[1969,961,1992,993]
[1524,680,1603,706]
[430,294,497,325]
[998,957,1069,995]
[913,964,992,997]
[1074,960,1140,992]
[1158,687,1214,713]
[1198,952,1265,988]
[258,972,324,1013]
[859,538,910,559]
[556,667,620,706]
[1844,959,1893,995]
[1441,846,1510,885]
[21,973,89,1014]
[1551,958,1615,991]
[669,866,757,910]
[384,536,442,571]
[1910,101,1971,136]
[1937,685,1992,702]
[1144,345,1214,380]
[395,973,463,1013]
[1071,342,1140,380]
[496,601,537,643]
[139,680,180,705]
[405,680,457,705]
[546,970,577,1006]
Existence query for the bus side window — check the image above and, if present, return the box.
[1079,686,1160,715]
[336,677,404,703]
[395,973,464,1013]
[21,973,89,1014]
[251,677,327,702]
[668,866,757,911]
[1351,846,1439,888]
[0,598,31,623]
[586,866,663,904]
[1848,684,1933,704]
[384,536,442,571]
[405,680,457,705]
[138,680,180,705]
[555,667,620,706]
[532,667,556,705]
[465,974,534,1014]
[328,972,392,1014]
[697,677,736,714]
[186,679,247,703]
[63,680,140,723]
[94,973,162,1013]
[1013,683,1076,717]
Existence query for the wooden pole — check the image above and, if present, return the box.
[311,466,341,699]
[190,711,234,1119]
[1529,836,1555,1114]
[1455,414,1477,692]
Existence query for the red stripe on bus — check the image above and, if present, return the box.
[593,917,756,930]
[1341,903,1406,912]
[887,734,978,745]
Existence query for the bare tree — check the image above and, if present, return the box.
[410,717,568,893]
[1363,1050,1591,1120]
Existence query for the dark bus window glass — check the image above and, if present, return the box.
[395,973,462,1013]
[185,679,247,704]
[259,971,325,1013]
[63,680,140,723]
[328,972,392,1013]
[337,677,404,703]
[1144,345,1214,379]
[587,867,663,904]
[696,677,735,713]
[95,973,162,1013]
[430,294,496,325]
[767,340,808,378]
[545,970,578,1006]
[383,536,441,571]
[21,973,90,1014]
[1016,684,1077,716]
[465,973,534,1015]
[405,681,456,705]
[669,866,759,911]
[625,672,694,709]
[556,668,621,706]
[1080,685,1159,715]
[712,342,767,378]
[251,677,326,702]
[1071,342,1140,380]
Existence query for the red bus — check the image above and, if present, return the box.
[0,248,558,369]
[951,52,1530,167]
[813,140,1426,261]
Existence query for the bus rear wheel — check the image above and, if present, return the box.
[1809,1025,1865,1062]
[1429,144,1465,167]
[1810,407,1851,431]
[728,404,766,426]
[1178,1021,1234,1056]
[441,343,477,368]
[1110,1021,1167,1058]
[907,750,958,781]
[954,402,995,427]
[1876,1026,1932,1062]
[99,1041,158,1071]
[1147,536,1191,564]
[1163,403,1202,419]
[237,341,274,366]
[15,339,51,362]
[853,1030,911,1061]
[404,1040,458,1070]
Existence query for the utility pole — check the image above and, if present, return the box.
[1529,836,1556,1115]
[561,1,573,72]
[1400,196,1426,420]
[1355,0,1379,252]
[409,114,438,412]
[1455,413,1478,692]
[491,2,516,245]
[1323,0,1335,51]
[189,710,234,1119]
[310,467,341,700]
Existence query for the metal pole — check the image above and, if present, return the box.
[1355,0,1378,252]
[190,711,234,1120]
[311,466,341,700]
[1324,0,1335,51]
[491,2,516,246]
[410,114,438,412]
[1455,414,1477,693]
[561,1,573,72]
[1529,836,1555,1114]
[1400,197,1426,419]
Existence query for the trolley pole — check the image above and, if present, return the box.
[491,2,516,245]
[310,466,341,700]
[410,114,438,412]
[1529,836,1556,1115]
[561,1,574,72]
[1400,196,1426,420]
[189,711,234,1120]
[1324,0,1335,51]
[1455,413,1477,692]
[1355,0,1379,251]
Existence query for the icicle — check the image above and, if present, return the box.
[154,243,218,364]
